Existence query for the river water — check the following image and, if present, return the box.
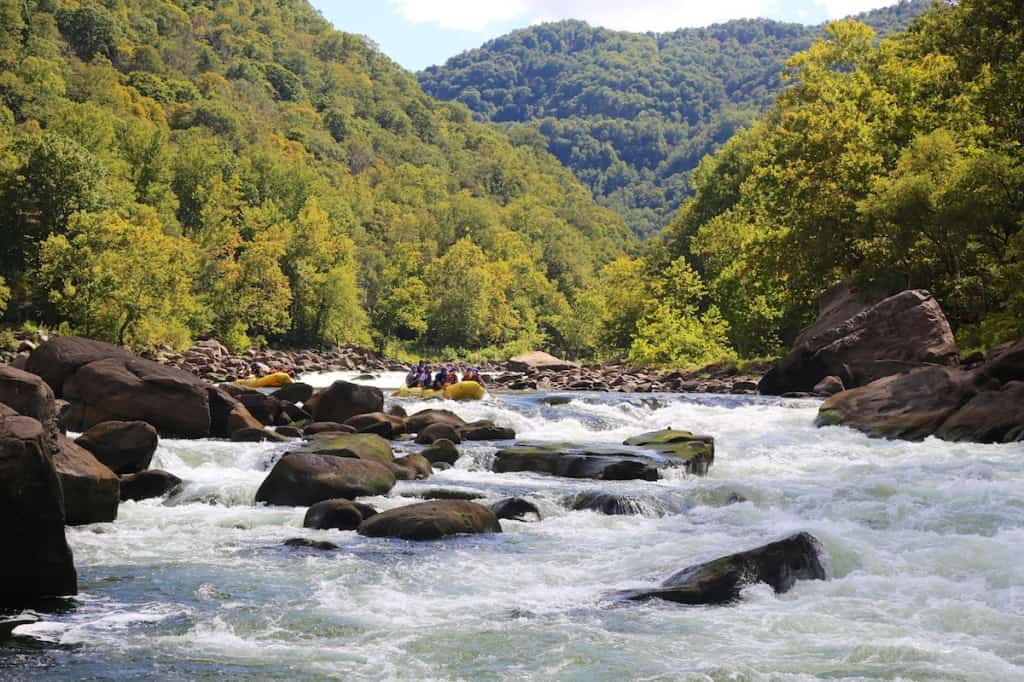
[3,372,1023,680]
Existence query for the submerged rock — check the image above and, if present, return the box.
[390,453,432,480]
[569,491,648,516]
[0,406,78,606]
[492,444,661,481]
[489,497,541,522]
[303,499,374,531]
[420,438,460,465]
[75,420,158,475]
[405,409,467,434]
[119,469,182,502]
[622,429,715,476]
[615,532,828,605]
[415,423,461,445]
[283,537,338,551]
[358,500,502,541]
[255,453,396,506]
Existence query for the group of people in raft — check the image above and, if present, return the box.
[405,362,484,390]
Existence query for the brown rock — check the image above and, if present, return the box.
[415,423,461,445]
[357,500,502,541]
[120,469,182,501]
[391,453,432,480]
[75,421,158,475]
[0,366,56,426]
[255,453,396,506]
[53,434,119,525]
[508,351,578,373]
[305,381,383,424]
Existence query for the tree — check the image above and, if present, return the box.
[424,239,492,348]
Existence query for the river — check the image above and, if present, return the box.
[3,372,1023,680]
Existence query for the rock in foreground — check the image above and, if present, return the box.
[305,380,383,424]
[493,444,661,481]
[358,500,502,541]
[75,420,158,475]
[616,532,828,605]
[54,434,119,525]
[622,430,715,476]
[0,406,78,606]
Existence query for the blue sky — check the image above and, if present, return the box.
[311,1,898,71]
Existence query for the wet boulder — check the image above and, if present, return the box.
[934,381,1024,443]
[420,438,460,465]
[303,499,373,531]
[492,444,660,481]
[0,406,78,606]
[54,434,119,525]
[508,351,578,373]
[75,420,158,475]
[817,366,977,441]
[569,491,647,516]
[623,430,715,476]
[489,497,541,522]
[119,469,182,501]
[813,375,845,397]
[357,500,502,541]
[390,453,432,480]
[616,532,828,605]
[272,382,314,405]
[344,412,406,437]
[405,409,467,434]
[415,423,461,445]
[293,432,394,466]
[283,537,338,551]
[230,427,289,443]
[255,453,396,506]
[461,421,516,441]
[208,387,264,437]
[760,287,959,395]
[305,381,383,424]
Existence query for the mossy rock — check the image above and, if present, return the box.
[357,500,501,541]
[293,432,394,465]
[492,444,660,481]
[623,429,715,476]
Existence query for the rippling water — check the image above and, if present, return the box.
[3,372,1023,680]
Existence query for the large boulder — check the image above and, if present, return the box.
[75,420,158,475]
[303,499,374,531]
[272,382,314,405]
[0,366,56,426]
[53,434,119,525]
[421,438,460,465]
[508,351,578,373]
[208,387,265,437]
[492,444,661,481]
[305,381,383,424]
[25,336,261,438]
[357,500,502,541]
[569,491,647,516]
[415,422,461,445]
[405,409,467,434]
[0,406,77,606]
[255,453,396,506]
[344,412,406,437]
[817,366,977,441]
[391,453,432,480]
[760,288,959,395]
[934,381,1024,443]
[615,532,828,605]
[292,432,394,466]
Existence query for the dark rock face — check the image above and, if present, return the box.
[935,381,1024,443]
[489,497,541,522]
[420,438,460,465]
[405,409,467,434]
[305,381,383,424]
[208,387,264,438]
[569,491,646,516]
[622,430,715,476]
[617,532,828,605]
[415,423,461,445]
[813,375,845,397]
[293,432,394,466]
[53,434,120,525]
[303,422,355,435]
[120,469,183,501]
[760,288,959,396]
[271,382,314,404]
[460,422,516,441]
[492,444,661,481]
[75,420,158,475]
[25,337,261,438]
[303,499,370,531]
[230,427,288,443]
[283,537,338,550]
[357,500,502,541]
[0,407,78,606]
[344,412,406,437]
[0,366,56,425]
[255,453,396,506]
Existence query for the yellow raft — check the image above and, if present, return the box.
[393,381,485,401]
[235,372,294,389]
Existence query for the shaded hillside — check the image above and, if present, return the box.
[0,0,631,353]
[419,1,932,236]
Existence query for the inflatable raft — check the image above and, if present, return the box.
[235,372,293,389]
[393,381,485,401]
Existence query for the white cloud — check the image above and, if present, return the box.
[390,0,896,32]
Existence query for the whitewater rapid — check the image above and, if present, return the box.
[3,373,1023,680]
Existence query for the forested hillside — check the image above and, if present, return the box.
[419,1,931,237]
[0,0,631,354]
[582,0,1020,367]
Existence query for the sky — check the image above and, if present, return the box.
[311,0,898,71]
